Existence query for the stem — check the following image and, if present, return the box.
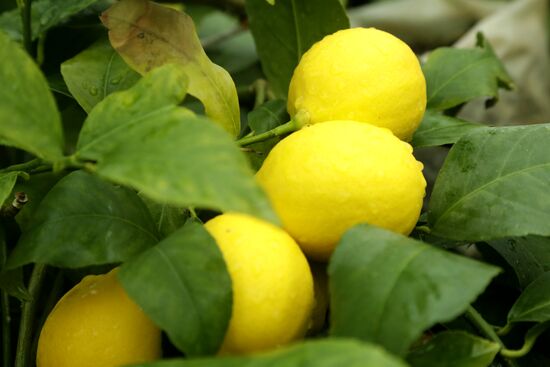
[15,264,47,367]
[0,158,43,174]
[465,306,502,343]
[188,207,202,224]
[30,270,64,365]
[497,323,514,336]
[253,80,268,109]
[1,192,29,219]
[52,155,87,173]
[415,225,431,234]
[1,289,10,367]
[500,321,550,358]
[237,120,297,146]
[1,228,11,367]
[17,0,33,56]
[464,306,520,367]
[36,34,46,66]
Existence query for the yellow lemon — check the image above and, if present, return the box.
[204,213,314,355]
[36,268,161,367]
[288,27,426,141]
[256,120,426,260]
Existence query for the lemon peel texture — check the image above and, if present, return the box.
[37,268,161,367]
[205,213,314,355]
[256,120,426,260]
[288,27,426,141]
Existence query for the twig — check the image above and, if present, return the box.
[464,306,520,367]
[0,158,43,174]
[14,264,48,367]
[1,228,11,367]
[500,322,550,358]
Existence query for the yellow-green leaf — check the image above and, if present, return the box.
[100,0,240,137]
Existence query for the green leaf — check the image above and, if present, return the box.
[129,339,408,367]
[407,331,499,367]
[0,9,20,41]
[139,194,188,238]
[428,124,550,242]
[119,222,231,356]
[0,266,30,300]
[485,236,550,289]
[0,31,64,161]
[508,272,550,323]
[245,0,349,98]
[0,172,21,207]
[77,64,277,223]
[329,224,499,356]
[245,99,289,170]
[76,64,189,159]
[6,171,159,269]
[411,110,484,148]
[13,171,66,231]
[0,0,101,42]
[101,0,241,137]
[94,114,277,223]
[61,39,141,113]
[423,33,513,112]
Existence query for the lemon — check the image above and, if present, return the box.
[256,120,426,260]
[204,213,314,355]
[288,27,426,141]
[36,268,161,367]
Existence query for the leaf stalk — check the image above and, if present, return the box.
[0,158,43,174]
[464,306,520,367]
[236,110,310,146]
[500,322,550,358]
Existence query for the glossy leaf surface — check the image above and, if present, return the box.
[429,125,550,241]
[7,171,159,268]
[120,223,231,356]
[330,225,499,355]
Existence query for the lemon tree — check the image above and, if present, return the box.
[2,1,550,367]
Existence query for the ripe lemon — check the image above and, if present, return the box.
[256,120,426,260]
[36,268,161,367]
[204,213,314,355]
[287,27,426,141]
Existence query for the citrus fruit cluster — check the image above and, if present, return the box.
[36,27,426,366]
[258,27,427,260]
